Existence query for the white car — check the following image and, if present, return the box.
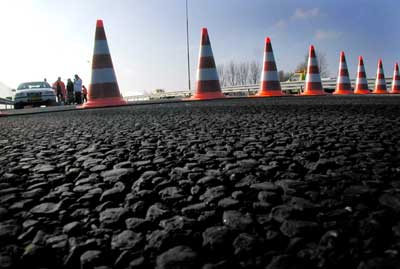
[14,81,57,109]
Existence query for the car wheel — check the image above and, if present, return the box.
[47,101,58,107]
[14,103,23,109]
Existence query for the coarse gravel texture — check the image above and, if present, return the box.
[1,95,400,268]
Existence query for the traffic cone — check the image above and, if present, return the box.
[82,19,127,108]
[354,56,370,94]
[390,63,400,94]
[192,28,225,100]
[372,59,388,94]
[256,37,283,97]
[302,45,325,95]
[333,51,352,94]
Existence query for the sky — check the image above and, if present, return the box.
[0,0,399,96]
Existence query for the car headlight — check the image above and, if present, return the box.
[15,92,27,97]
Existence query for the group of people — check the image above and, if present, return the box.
[51,75,88,105]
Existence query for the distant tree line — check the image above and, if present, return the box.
[217,49,329,88]
[217,61,260,87]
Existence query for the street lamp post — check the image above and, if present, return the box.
[185,0,191,93]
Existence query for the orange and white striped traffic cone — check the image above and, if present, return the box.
[302,45,325,95]
[372,59,388,94]
[390,63,400,94]
[192,28,225,100]
[333,51,352,94]
[82,19,127,108]
[256,37,283,97]
[354,56,370,94]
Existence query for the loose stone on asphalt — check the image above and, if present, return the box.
[1,96,400,268]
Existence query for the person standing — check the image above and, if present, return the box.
[52,77,66,104]
[66,78,74,105]
[82,85,88,103]
[73,74,83,105]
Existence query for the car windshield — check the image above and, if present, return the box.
[17,82,51,90]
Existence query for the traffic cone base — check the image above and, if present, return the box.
[302,90,326,96]
[372,90,388,94]
[354,89,370,94]
[191,91,225,100]
[82,19,127,108]
[256,37,283,97]
[192,28,225,100]
[256,91,283,97]
[83,97,127,108]
[333,90,352,95]
[301,85,326,96]
[302,45,325,96]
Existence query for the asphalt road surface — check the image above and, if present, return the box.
[1,96,400,268]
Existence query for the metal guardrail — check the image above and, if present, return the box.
[0,97,14,105]
[124,77,393,101]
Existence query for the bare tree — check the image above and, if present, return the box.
[248,61,261,85]
[296,49,329,77]
[227,61,237,86]
[217,64,227,87]
[237,62,249,86]
[218,60,281,87]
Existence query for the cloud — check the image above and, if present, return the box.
[315,29,342,40]
[292,8,320,19]
[273,8,320,30]
[273,19,287,29]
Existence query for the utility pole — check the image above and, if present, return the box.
[185,0,191,92]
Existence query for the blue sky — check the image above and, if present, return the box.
[0,0,398,95]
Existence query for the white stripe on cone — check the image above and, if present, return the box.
[356,63,368,85]
[375,79,386,85]
[356,76,368,85]
[340,61,348,70]
[196,68,219,81]
[337,76,351,84]
[263,52,276,62]
[94,40,111,55]
[198,45,214,58]
[305,73,322,83]
[261,71,279,82]
[91,68,117,84]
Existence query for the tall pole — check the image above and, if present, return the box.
[185,0,191,92]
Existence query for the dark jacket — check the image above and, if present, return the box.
[67,81,74,92]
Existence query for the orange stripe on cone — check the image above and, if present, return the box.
[256,37,283,97]
[333,51,353,95]
[372,59,388,94]
[302,45,325,95]
[192,28,225,100]
[354,56,370,94]
[82,19,127,108]
[390,63,400,94]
